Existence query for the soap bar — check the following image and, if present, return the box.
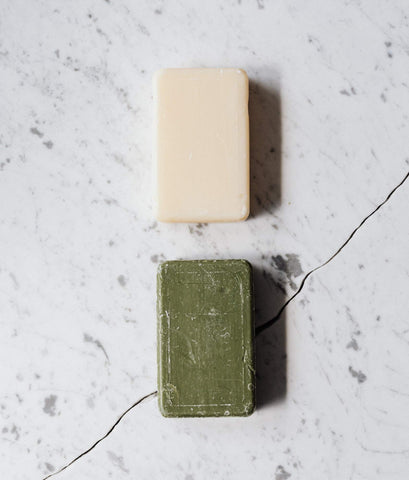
[153,68,249,222]
[157,260,255,417]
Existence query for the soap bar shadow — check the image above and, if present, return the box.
[253,265,287,408]
[249,80,281,217]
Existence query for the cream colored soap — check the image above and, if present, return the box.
[153,68,249,222]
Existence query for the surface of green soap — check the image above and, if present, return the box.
[157,259,255,417]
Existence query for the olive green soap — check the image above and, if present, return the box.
[157,259,255,417]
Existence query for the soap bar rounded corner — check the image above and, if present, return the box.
[241,401,256,418]
[235,67,249,83]
[154,209,172,223]
[235,207,250,223]
[153,68,168,85]
[157,260,172,276]
[157,395,173,418]
[234,258,253,276]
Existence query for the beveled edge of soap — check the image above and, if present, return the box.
[153,68,250,224]
[153,67,248,80]
[157,259,255,418]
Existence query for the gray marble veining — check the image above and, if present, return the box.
[0,0,409,479]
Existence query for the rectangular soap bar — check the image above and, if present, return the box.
[153,68,250,223]
[157,259,255,417]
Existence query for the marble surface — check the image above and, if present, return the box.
[1,0,409,479]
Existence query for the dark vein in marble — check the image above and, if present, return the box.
[42,391,157,480]
[256,170,409,336]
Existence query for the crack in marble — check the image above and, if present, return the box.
[256,170,409,336]
[41,172,409,478]
[42,391,157,480]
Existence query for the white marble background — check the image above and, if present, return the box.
[1,0,409,479]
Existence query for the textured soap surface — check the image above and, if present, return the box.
[153,68,249,223]
[157,260,255,417]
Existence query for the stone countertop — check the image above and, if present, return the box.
[1,1,409,479]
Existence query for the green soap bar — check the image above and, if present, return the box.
[157,259,255,417]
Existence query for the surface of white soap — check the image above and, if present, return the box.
[153,68,249,222]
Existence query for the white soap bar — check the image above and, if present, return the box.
[153,68,249,222]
